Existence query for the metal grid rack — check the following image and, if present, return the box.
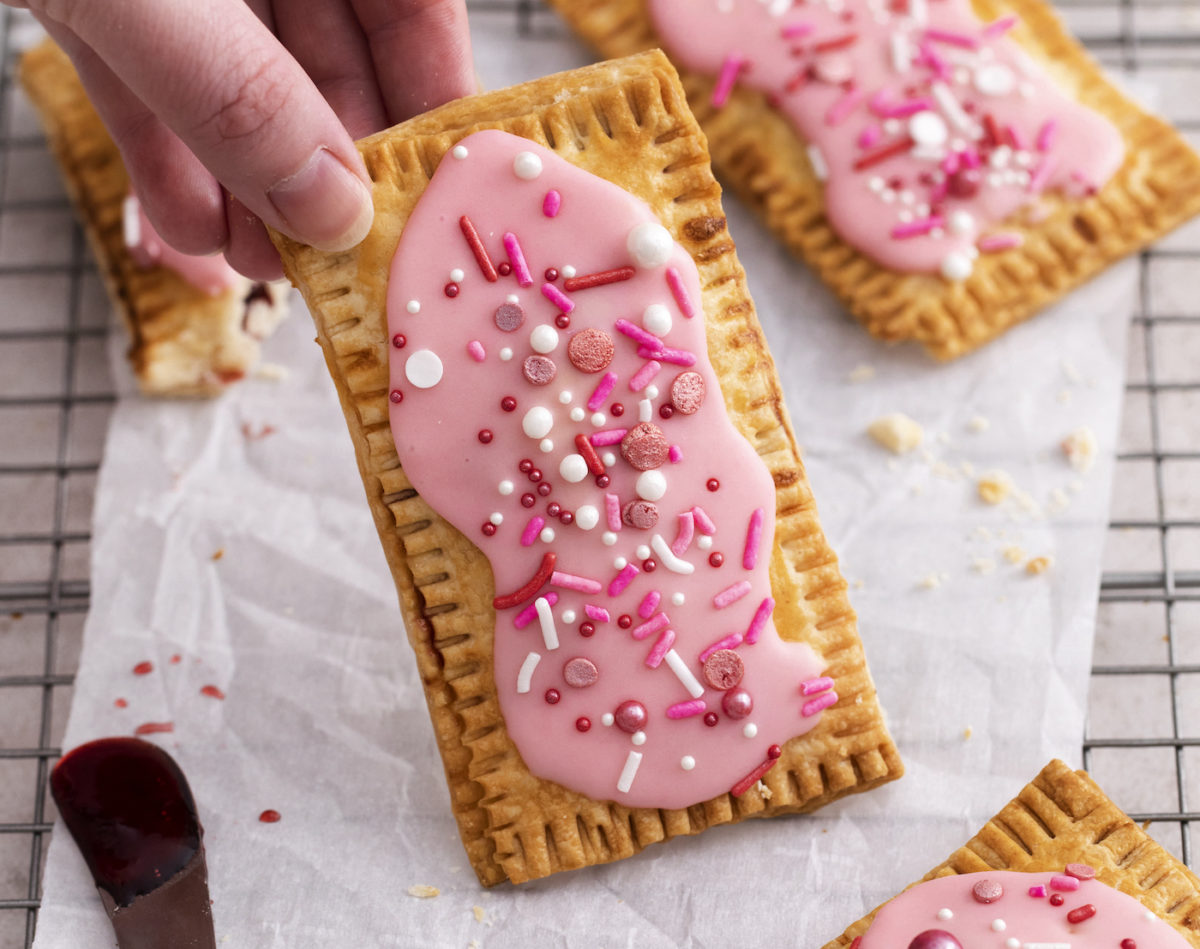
[0,1,1196,946]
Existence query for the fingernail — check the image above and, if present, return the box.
[267,148,373,252]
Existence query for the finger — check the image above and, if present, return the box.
[36,18,228,255]
[348,0,476,123]
[38,0,373,253]
[273,0,388,140]
[223,192,285,281]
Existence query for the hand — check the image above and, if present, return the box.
[15,0,476,279]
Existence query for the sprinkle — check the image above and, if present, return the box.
[542,190,561,217]
[691,506,716,535]
[645,628,676,668]
[858,125,883,150]
[1065,863,1095,880]
[534,596,559,651]
[1037,119,1058,152]
[814,32,859,52]
[909,0,928,23]
[744,597,775,644]
[616,751,643,793]
[1066,904,1096,924]
[807,144,830,181]
[514,592,559,629]
[700,633,743,664]
[629,360,662,393]
[826,88,865,126]
[459,216,498,281]
[891,215,945,239]
[563,267,635,292]
[637,344,696,367]
[731,757,779,797]
[882,97,935,118]
[608,563,639,597]
[852,137,915,171]
[516,652,541,693]
[493,552,556,609]
[672,512,695,556]
[714,580,752,609]
[614,318,664,349]
[584,604,610,623]
[503,232,533,287]
[984,14,1018,36]
[1005,124,1027,150]
[647,534,691,574]
[711,54,746,108]
[925,27,978,49]
[631,612,670,641]
[1050,875,1080,892]
[890,33,911,72]
[978,233,1024,252]
[541,282,574,314]
[667,699,707,719]
[798,676,833,697]
[1028,885,1047,898]
[802,691,838,716]
[665,267,697,318]
[665,649,705,698]
[1030,159,1058,192]
[586,372,618,412]
[931,81,972,131]
[467,340,486,362]
[637,591,662,620]
[669,445,683,463]
[521,516,545,547]
[638,399,653,423]
[919,39,951,80]
[590,428,628,447]
[550,570,602,595]
[605,494,622,532]
[742,508,765,569]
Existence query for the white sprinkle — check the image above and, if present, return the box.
[499,347,513,361]
[646,384,659,400]
[636,470,668,502]
[910,110,948,148]
[602,713,614,726]
[562,609,576,624]
[539,527,555,543]
[489,512,503,526]
[530,324,559,354]
[539,438,554,453]
[561,265,576,278]
[909,0,927,22]
[937,909,953,921]
[807,144,829,181]
[940,252,973,281]
[631,731,646,746]
[643,303,672,337]
[575,505,600,530]
[890,32,910,72]
[535,598,559,650]
[991,919,1007,933]
[506,293,519,304]
[406,299,421,314]
[671,592,685,606]
[614,557,628,570]
[698,535,714,550]
[743,722,758,738]
[975,62,1016,96]
[680,755,696,771]
[931,81,972,132]
[652,534,696,575]
[639,399,653,422]
[627,222,673,269]
[602,532,618,546]
[664,649,704,698]
[516,652,540,692]
[522,406,554,439]
[450,268,465,282]
[405,350,444,389]
[452,145,469,160]
[498,480,514,496]
[602,451,617,467]
[616,751,643,793]
[591,412,607,427]
[513,151,543,180]
[1005,940,1019,949]
[635,545,652,561]
[560,454,589,483]
[558,390,573,404]
[949,210,975,235]
[868,176,885,192]
[570,407,586,422]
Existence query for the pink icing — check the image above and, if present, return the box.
[123,193,240,296]
[385,130,825,808]
[647,0,1125,279]
[860,869,1190,949]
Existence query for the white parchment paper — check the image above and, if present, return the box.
[33,17,1138,949]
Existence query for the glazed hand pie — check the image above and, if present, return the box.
[268,50,901,884]
[546,0,1200,359]
[19,40,289,396]
[823,760,1200,948]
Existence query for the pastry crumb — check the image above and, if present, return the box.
[1026,555,1053,576]
[755,779,773,800]
[963,726,973,740]
[918,571,947,590]
[468,940,482,949]
[966,414,990,433]
[960,460,975,477]
[407,884,440,899]
[852,578,865,590]
[977,471,1012,505]
[1056,389,1072,405]
[1061,359,1083,385]
[972,557,996,575]
[472,906,490,925]
[254,362,290,381]
[847,363,876,383]
[867,413,924,454]
[1002,544,1026,564]
[1061,425,1097,473]
[211,548,225,561]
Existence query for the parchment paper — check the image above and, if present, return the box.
[32,17,1138,949]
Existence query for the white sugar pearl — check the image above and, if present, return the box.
[1005,940,1020,949]
[937,909,953,921]
[530,324,559,354]
[406,299,420,314]
[949,210,975,235]
[680,755,696,771]
[513,151,543,179]
[498,480,514,496]
[506,293,519,304]
[522,406,553,439]
[698,535,714,550]
[975,63,1015,96]
[562,609,576,624]
[559,390,573,404]
[559,454,589,483]
[449,268,465,282]
[591,412,606,426]
[636,470,667,501]
[451,145,468,160]
[627,221,673,268]
[539,527,556,543]
[405,350,443,389]
[909,110,948,148]
[602,531,618,546]
[940,252,973,281]
[614,557,628,570]
[489,512,503,525]
[539,438,554,453]
[569,407,585,422]
[575,505,600,530]
[990,920,1006,933]
[990,145,1012,169]
[561,265,577,278]
[499,347,513,361]
[632,731,646,746]
[743,723,758,738]
[643,303,672,337]
[671,592,685,606]
[602,451,617,466]
[636,545,651,561]
[602,713,614,726]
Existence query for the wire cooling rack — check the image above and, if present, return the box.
[0,2,1197,946]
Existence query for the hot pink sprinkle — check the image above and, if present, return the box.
[800,676,835,696]
[645,628,676,668]
[638,590,661,619]
[891,216,944,239]
[978,233,1024,252]
[614,318,663,349]
[826,88,865,127]
[590,428,628,447]
[605,493,622,531]
[744,597,775,645]
[1029,158,1056,194]
[542,189,562,217]
[514,592,559,628]
[668,445,683,463]
[743,507,765,569]
[541,282,574,313]
[802,691,838,716]
[714,580,752,609]
[1028,885,1048,898]
[699,633,743,664]
[629,360,662,392]
[504,232,533,287]
[781,21,814,38]
[467,340,486,362]
[550,570,602,594]
[962,148,982,170]
[882,97,934,118]
[983,14,1018,37]
[858,125,883,149]
[1005,123,1027,151]
[711,54,746,108]
[918,39,951,80]
[631,612,670,641]
[1050,875,1080,892]
[520,516,545,547]
[666,267,697,318]
[587,371,619,411]
[691,506,716,535]
[1037,119,1058,152]
[667,699,708,719]
[608,563,639,597]
[637,344,696,367]
[584,604,610,623]
[941,152,961,174]
[924,27,978,49]
[672,512,695,556]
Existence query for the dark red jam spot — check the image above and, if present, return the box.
[706,478,720,492]
[544,688,561,705]
[703,712,719,727]
[559,511,574,525]
[114,698,128,709]
[50,737,201,908]
[659,405,675,419]
[477,429,494,444]
[579,622,595,638]
[529,469,543,483]
[501,396,517,412]
[521,493,536,509]
[537,482,552,497]
[391,333,407,349]
[444,282,460,298]
[259,809,281,823]
[169,654,182,664]
[642,559,657,573]
[481,522,497,537]
[595,474,611,489]
[575,717,591,732]
[518,458,534,473]
[554,314,571,330]
[617,614,633,629]
[497,261,512,277]
[547,502,562,517]
[610,403,625,417]
[199,685,225,700]
[1049,894,1064,907]
[544,268,559,282]
[133,661,153,676]
[709,552,725,568]
[767,744,782,759]
[389,389,403,404]
[134,722,174,736]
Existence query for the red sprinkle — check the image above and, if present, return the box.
[659,405,675,419]
[709,552,725,567]
[559,511,574,525]
[492,552,556,610]
[849,939,862,949]
[391,333,407,349]
[536,482,552,496]
[547,503,562,517]
[114,698,128,709]
[579,622,595,637]
[617,614,633,629]
[459,215,498,281]
[481,522,497,537]
[1120,940,1137,949]
[544,268,559,282]
[575,434,606,475]
[730,756,779,796]
[544,688,561,705]
[258,809,281,823]
[497,261,512,277]
[444,282,460,298]
[610,403,625,417]
[389,389,403,404]
[501,396,517,412]
[642,559,657,572]
[563,267,636,292]
[134,721,173,736]
[477,429,493,444]
[1066,904,1096,924]
[703,712,719,727]
[852,137,915,171]
[199,685,225,700]
[575,717,591,732]
[520,493,535,508]
[707,478,720,492]
[1050,894,1065,907]
[518,459,534,473]
[595,474,611,489]
[814,32,859,51]
[555,314,571,329]
[529,469,543,483]
[767,744,782,759]
[132,661,154,676]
